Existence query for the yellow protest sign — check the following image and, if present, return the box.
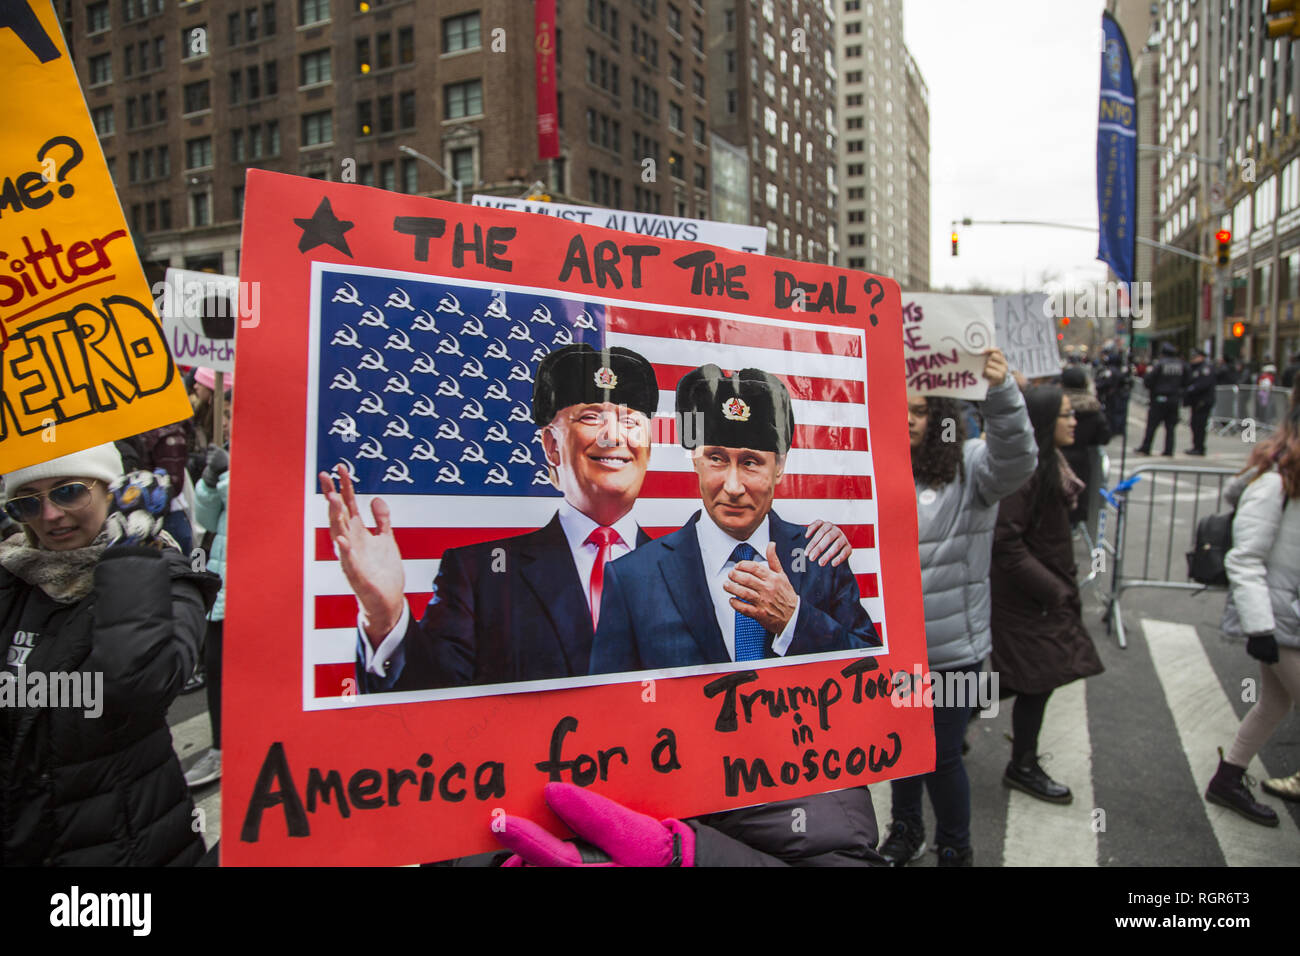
[1,0,192,472]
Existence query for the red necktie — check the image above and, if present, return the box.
[586,526,622,630]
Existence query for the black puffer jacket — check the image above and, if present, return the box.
[0,545,218,866]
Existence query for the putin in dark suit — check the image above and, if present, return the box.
[589,366,879,675]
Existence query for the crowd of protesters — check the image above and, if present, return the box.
[3,341,1298,868]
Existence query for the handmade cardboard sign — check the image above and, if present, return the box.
[471,194,767,254]
[899,293,995,400]
[157,268,241,373]
[0,0,193,470]
[224,169,929,865]
[994,293,1060,378]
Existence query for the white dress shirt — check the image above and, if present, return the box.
[693,512,800,662]
[359,501,640,678]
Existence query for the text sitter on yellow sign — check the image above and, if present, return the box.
[1,0,193,473]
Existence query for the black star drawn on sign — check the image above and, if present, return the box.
[294,197,355,257]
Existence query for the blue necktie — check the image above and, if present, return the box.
[730,543,768,661]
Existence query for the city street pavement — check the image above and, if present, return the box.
[166,396,1299,865]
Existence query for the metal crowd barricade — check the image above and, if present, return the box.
[1209,385,1240,435]
[1208,384,1289,435]
[1102,463,1240,648]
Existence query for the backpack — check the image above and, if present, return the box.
[1187,470,1289,586]
[1187,511,1233,587]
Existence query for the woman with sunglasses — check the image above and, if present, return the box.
[990,386,1104,804]
[0,444,218,865]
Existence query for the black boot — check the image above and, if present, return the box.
[936,845,974,867]
[1003,754,1072,804]
[1205,748,1279,827]
[877,819,927,866]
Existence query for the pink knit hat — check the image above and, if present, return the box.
[194,367,234,392]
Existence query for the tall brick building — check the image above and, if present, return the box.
[706,0,838,263]
[63,0,713,278]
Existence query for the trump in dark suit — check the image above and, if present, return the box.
[589,365,879,674]
[325,344,661,692]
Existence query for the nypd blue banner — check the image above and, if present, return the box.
[1097,12,1136,285]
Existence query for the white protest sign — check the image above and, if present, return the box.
[900,293,995,400]
[156,268,240,373]
[471,195,766,253]
[994,293,1060,378]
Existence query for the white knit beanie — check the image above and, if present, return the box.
[2,442,125,495]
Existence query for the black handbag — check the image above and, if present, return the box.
[1186,510,1233,587]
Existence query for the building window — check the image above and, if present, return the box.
[380,161,396,191]
[357,101,373,136]
[302,110,333,146]
[667,3,681,34]
[399,90,415,129]
[693,117,706,146]
[356,37,371,72]
[669,52,682,84]
[378,94,394,133]
[185,136,213,169]
[451,147,474,185]
[669,151,684,181]
[694,163,706,189]
[444,79,483,119]
[398,25,414,63]
[845,44,862,57]
[191,192,211,227]
[88,2,110,33]
[669,102,683,133]
[232,128,246,161]
[181,25,206,60]
[401,158,418,193]
[443,12,481,53]
[301,3,329,29]
[89,53,112,85]
[377,32,392,69]
[691,24,703,54]
[183,80,210,114]
[300,49,331,85]
[92,105,115,136]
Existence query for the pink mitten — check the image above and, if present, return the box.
[494,783,696,867]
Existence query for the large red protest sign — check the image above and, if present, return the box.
[224,169,929,865]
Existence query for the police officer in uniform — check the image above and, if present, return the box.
[1095,349,1131,437]
[1136,342,1191,456]
[1184,348,1216,456]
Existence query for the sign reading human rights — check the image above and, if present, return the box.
[899,293,995,400]
[0,0,193,471]
[225,169,928,865]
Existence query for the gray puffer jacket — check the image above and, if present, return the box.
[916,378,1038,670]
[1221,468,1300,649]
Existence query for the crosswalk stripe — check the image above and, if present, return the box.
[1143,618,1300,866]
[1001,679,1099,866]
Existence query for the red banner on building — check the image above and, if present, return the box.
[535,0,559,160]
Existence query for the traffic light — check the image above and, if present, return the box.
[1232,321,1246,338]
[1267,0,1300,39]
[1061,317,1071,328]
[1216,229,1231,266]
[951,232,958,257]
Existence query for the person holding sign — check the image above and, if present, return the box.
[877,349,1037,868]
[0,445,218,865]
[588,365,878,673]
[324,344,856,691]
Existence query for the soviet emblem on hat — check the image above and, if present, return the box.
[532,343,658,426]
[675,364,794,453]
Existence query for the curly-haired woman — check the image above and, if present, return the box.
[876,349,1038,867]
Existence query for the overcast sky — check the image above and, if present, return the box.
[903,0,1113,293]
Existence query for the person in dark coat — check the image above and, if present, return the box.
[1060,366,1111,526]
[0,444,219,866]
[1094,350,1131,437]
[990,386,1104,804]
[1137,342,1191,456]
[1184,348,1217,455]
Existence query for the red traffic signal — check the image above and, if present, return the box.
[1216,230,1232,266]
[1061,317,1071,327]
[1231,321,1246,338]
[950,231,958,257]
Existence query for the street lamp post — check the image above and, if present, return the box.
[397,144,463,204]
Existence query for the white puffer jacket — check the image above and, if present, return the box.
[1222,468,1300,649]
[916,379,1038,670]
